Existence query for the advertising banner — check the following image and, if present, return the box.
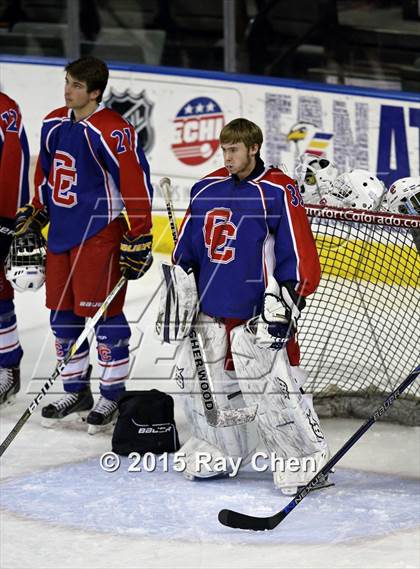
[0,57,418,215]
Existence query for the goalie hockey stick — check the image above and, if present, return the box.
[0,274,129,457]
[218,363,420,531]
[159,177,257,428]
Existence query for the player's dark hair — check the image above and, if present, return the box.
[65,56,109,103]
[220,118,263,156]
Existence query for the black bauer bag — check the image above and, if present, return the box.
[112,390,180,455]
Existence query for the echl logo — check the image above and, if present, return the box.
[172,97,224,166]
[203,208,237,264]
[104,88,154,154]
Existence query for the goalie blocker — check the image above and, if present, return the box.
[156,262,198,343]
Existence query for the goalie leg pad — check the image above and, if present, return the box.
[231,323,330,491]
[156,263,198,343]
[175,314,259,478]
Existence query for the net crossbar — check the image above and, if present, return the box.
[301,205,420,425]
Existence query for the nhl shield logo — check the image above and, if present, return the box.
[104,88,155,154]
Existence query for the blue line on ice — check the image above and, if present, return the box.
[1,456,418,544]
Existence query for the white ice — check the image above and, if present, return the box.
[0,253,419,569]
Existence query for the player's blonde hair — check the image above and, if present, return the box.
[219,118,263,155]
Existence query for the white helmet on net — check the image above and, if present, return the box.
[323,169,386,210]
[294,153,338,204]
[383,176,420,215]
[5,232,46,293]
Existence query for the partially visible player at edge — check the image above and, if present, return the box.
[13,56,153,433]
[0,92,30,406]
[158,118,331,495]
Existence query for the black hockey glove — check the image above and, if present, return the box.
[15,204,49,237]
[120,232,153,280]
[0,216,15,263]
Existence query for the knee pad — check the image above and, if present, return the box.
[95,312,131,343]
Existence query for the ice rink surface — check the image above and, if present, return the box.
[0,254,419,569]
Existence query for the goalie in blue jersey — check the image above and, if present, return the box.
[157,118,331,495]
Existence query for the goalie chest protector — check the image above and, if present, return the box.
[112,390,180,455]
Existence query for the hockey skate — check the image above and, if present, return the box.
[86,396,119,435]
[180,436,235,481]
[41,387,94,427]
[274,450,335,496]
[0,367,20,407]
[280,472,335,496]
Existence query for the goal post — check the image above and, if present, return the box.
[301,205,420,426]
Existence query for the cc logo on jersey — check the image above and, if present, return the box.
[203,207,237,264]
[97,343,112,362]
[52,151,78,208]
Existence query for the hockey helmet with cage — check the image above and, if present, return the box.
[384,176,420,215]
[294,153,338,204]
[5,232,46,292]
[324,169,386,210]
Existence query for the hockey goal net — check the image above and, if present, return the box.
[300,205,420,426]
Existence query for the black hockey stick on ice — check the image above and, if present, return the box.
[159,177,257,428]
[218,364,420,531]
[0,274,130,457]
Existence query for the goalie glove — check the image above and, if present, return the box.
[155,263,198,343]
[254,276,306,350]
[15,204,49,237]
[120,231,153,280]
[0,216,15,263]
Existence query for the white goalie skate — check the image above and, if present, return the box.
[273,448,334,496]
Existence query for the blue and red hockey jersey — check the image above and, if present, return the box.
[173,160,321,319]
[0,92,30,217]
[33,104,153,253]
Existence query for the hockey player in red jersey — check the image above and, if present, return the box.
[12,56,153,433]
[157,118,331,494]
[0,92,30,407]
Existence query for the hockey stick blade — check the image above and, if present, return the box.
[218,508,287,531]
[218,364,420,531]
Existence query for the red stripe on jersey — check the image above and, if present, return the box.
[282,183,321,297]
[254,183,269,287]
[0,93,27,217]
[87,108,152,236]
